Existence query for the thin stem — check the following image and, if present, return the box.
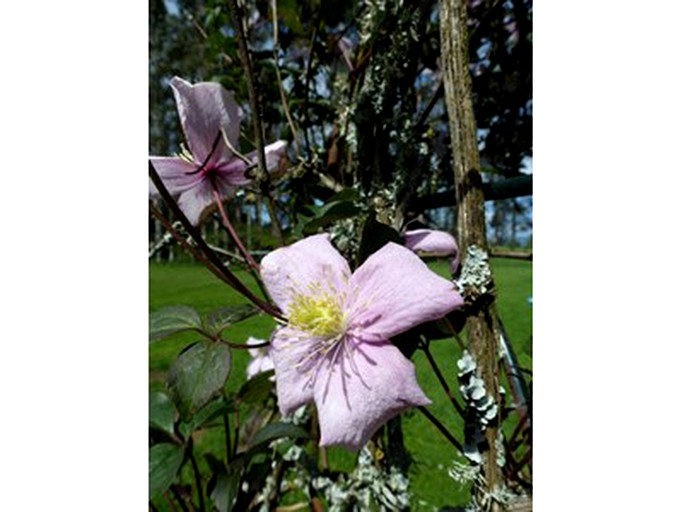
[226,339,270,350]
[301,14,321,156]
[149,161,283,320]
[507,445,532,478]
[416,79,444,128]
[161,492,179,512]
[232,408,240,456]
[264,193,285,246]
[420,340,466,418]
[170,485,191,512]
[212,191,272,301]
[187,439,206,512]
[507,408,530,451]
[212,190,261,273]
[151,202,270,314]
[310,407,320,469]
[417,406,464,454]
[227,0,269,185]
[271,0,301,155]
[223,408,232,464]
[443,316,466,351]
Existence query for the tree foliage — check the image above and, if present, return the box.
[149,0,532,248]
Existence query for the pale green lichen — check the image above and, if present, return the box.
[456,350,499,465]
[456,245,494,300]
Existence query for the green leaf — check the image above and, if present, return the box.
[180,396,236,437]
[356,212,403,266]
[166,341,232,420]
[236,370,275,405]
[328,188,360,203]
[149,443,184,500]
[249,422,310,448]
[150,305,202,343]
[204,304,260,336]
[302,201,362,235]
[149,391,176,435]
[208,468,241,512]
[278,0,304,35]
[206,455,247,512]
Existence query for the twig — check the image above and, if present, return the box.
[162,491,180,512]
[232,408,241,457]
[226,0,269,185]
[301,10,321,156]
[420,340,466,418]
[223,405,232,464]
[186,438,205,512]
[149,161,283,319]
[271,0,301,155]
[416,79,444,128]
[170,485,191,512]
[417,406,464,454]
[212,190,263,274]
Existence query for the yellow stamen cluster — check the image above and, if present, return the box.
[288,292,346,338]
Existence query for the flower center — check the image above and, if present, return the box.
[288,292,346,338]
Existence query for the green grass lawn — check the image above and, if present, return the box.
[149,257,531,510]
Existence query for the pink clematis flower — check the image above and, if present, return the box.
[245,336,275,380]
[149,76,287,225]
[404,228,460,273]
[260,234,464,450]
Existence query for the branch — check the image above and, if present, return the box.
[149,161,282,319]
[411,174,532,212]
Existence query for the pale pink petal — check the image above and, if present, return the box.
[269,327,317,414]
[243,140,289,179]
[216,158,252,187]
[313,338,431,450]
[260,234,351,314]
[404,229,458,257]
[263,140,288,174]
[347,242,463,339]
[246,352,274,380]
[170,77,241,166]
[176,178,220,225]
[149,156,200,197]
[246,336,266,358]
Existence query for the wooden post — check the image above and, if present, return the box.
[440,0,505,509]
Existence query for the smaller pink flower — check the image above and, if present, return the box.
[404,229,460,272]
[149,77,287,225]
[245,336,275,380]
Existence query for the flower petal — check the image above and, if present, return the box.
[313,338,431,450]
[170,76,241,166]
[269,327,317,414]
[404,229,458,257]
[176,178,220,225]
[216,158,252,187]
[260,234,351,314]
[149,156,200,197]
[245,336,275,381]
[347,242,463,339]
[243,140,289,179]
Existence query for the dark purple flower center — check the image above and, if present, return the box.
[185,131,222,177]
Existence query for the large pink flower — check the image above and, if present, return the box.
[260,234,464,450]
[149,77,287,225]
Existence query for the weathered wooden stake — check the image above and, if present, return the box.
[440,0,505,509]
